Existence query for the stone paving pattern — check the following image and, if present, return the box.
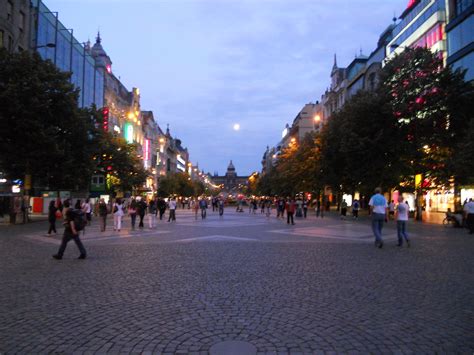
[0,209,473,354]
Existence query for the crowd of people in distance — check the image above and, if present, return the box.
[47,190,474,260]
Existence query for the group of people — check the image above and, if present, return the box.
[108,196,175,231]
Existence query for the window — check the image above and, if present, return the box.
[7,36,13,51]
[412,23,444,49]
[456,0,474,16]
[19,11,25,34]
[0,31,4,48]
[7,1,13,21]
[448,14,474,54]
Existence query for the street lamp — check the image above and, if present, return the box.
[34,43,56,49]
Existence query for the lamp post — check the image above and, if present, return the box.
[33,43,56,49]
[314,114,321,131]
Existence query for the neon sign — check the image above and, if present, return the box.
[407,0,417,9]
[144,139,150,168]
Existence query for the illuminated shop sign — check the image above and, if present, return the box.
[177,154,186,165]
[144,139,150,168]
[124,123,134,143]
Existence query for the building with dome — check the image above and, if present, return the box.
[212,161,249,192]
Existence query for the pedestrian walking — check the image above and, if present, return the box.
[52,200,87,260]
[128,198,137,230]
[98,198,108,232]
[136,197,147,228]
[286,198,296,225]
[464,198,474,234]
[218,198,224,217]
[369,187,388,249]
[277,198,285,218]
[303,199,308,218]
[295,197,303,218]
[74,199,82,210]
[199,198,208,219]
[388,200,396,220]
[47,200,57,235]
[190,198,199,220]
[82,198,92,226]
[148,199,157,228]
[315,199,321,217]
[395,196,410,247]
[157,198,166,220]
[352,199,360,219]
[265,199,272,218]
[113,199,124,231]
[168,197,177,222]
[340,199,348,219]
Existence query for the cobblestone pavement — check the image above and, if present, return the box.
[0,208,473,354]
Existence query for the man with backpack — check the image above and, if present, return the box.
[52,200,87,260]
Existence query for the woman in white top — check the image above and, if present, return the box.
[113,198,124,231]
[395,196,410,247]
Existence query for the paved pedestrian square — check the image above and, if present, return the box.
[0,209,473,354]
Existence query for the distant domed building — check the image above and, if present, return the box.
[212,161,249,192]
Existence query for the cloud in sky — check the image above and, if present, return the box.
[44,0,408,175]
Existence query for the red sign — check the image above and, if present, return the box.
[407,0,416,8]
[102,107,109,132]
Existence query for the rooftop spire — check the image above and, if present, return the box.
[333,53,337,69]
[96,31,101,44]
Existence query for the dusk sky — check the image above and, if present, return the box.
[45,0,408,176]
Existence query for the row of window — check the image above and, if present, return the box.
[451,50,474,81]
[412,23,444,48]
[455,0,474,16]
[6,1,26,33]
[392,0,432,38]
[35,8,104,108]
[448,13,474,54]
[391,0,445,52]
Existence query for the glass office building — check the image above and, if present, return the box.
[387,0,447,60]
[30,0,104,108]
[446,0,474,81]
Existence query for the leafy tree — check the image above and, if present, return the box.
[93,131,148,194]
[0,49,95,191]
[381,47,473,187]
[381,46,474,211]
[157,172,195,197]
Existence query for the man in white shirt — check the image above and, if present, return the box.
[369,187,388,249]
[464,198,474,234]
[168,197,177,222]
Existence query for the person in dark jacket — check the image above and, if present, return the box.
[98,198,108,232]
[52,200,87,260]
[47,200,57,235]
[136,197,147,228]
[157,198,166,220]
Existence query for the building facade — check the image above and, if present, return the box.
[446,0,474,81]
[212,161,249,192]
[30,0,104,108]
[387,0,447,61]
[0,0,31,52]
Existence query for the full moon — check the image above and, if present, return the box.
[233,123,240,131]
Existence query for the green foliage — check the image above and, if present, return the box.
[93,131,148,193]
[258,48,474,199]
[157,172,198,197]
[0,48,95,190]
[381,47,474,186]
[319,91,405,194]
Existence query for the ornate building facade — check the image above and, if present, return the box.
[212,161,249,192]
